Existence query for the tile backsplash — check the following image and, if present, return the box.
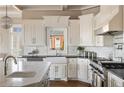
[85,46,113,59]
[23,46,47,55]
[23,45,114,59]
[68,46,113,58]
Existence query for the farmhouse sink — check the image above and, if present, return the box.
[6,71,36,78]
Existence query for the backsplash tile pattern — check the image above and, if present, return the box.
[85,47,113,59]
[23,45,113,59]
[67,46,113,59]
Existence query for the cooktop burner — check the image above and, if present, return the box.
[92,57,113,64]
[101,63,124,69]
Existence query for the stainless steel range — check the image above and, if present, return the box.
[89,58,124,87]
[89,60,105,87]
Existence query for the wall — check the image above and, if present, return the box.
[0,18,22,54]
[0,29,11,54]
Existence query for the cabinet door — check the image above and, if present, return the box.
[34,22,45,45]
[95,36,104,46]
[54,64,61,79]
[95,28,113,46]
[23,20,44,46]
[49,64,56,80]
[77,59,89,82]
[87,61,92,83]
[79,14,94,46]
[49,64,67,80]
[0,61,5,82]
[108,72,123,87]
[55,64,67,80]
[68,58,77,79]
[60,64,67,79]
[68,20,80,46]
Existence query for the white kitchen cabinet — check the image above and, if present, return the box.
[108,71,124,87]
[67,58,77,79]
[0,61,5,82]
[77,58,90,83]
[95,35,113,46]
[95,27,113,46]
[45,57,67,81]
[68,20,80,46]
[79,14,94,46]
[23,20,45,46]
[88,61,93,84]
[49,63,67,81]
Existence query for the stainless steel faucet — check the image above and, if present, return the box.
[4,56,17,75]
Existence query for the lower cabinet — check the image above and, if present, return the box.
[48,57,91,83]
[77,58,90,83]
[49,63,67,81]
[87,62,93,84]
[67,58,77,79]
[0,61,5,82]
[108,71,124,87]
[67,58,91,83]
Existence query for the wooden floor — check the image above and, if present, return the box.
[49,80,91,87]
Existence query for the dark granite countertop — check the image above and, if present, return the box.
[109,69,124,80]
[18,55,113,64]
[18,55,87,58]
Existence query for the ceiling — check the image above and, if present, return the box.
[0,5,100,19]
[0,5,22,18]
[16,5,99,10]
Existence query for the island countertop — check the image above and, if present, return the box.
[0,60,51,87]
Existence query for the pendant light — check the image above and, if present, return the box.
[0,5,13,29]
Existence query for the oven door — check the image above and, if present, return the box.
[96,74,105,87]
[91,70,97,87]
[92,70,105,87]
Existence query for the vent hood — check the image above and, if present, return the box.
[97,6,123,36]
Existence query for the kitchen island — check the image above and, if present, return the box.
[0,59,51,87]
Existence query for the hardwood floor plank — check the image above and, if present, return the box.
[49,80,91,87]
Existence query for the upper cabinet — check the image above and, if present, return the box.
[79,14,94,46]
[68,20,80,46]
[95,28,113,46]
[23,20,45,46]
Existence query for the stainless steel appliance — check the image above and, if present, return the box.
[82,51,97,60]
[90,59,124,87]
[90,63,105,87]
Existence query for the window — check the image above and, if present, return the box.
[10,25,22,56]
[47,27,66,50]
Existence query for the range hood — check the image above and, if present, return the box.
[97,6,123,36]
[97,30,123,36]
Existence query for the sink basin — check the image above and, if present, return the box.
[7,71,36,78]
[27,58,43,61]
